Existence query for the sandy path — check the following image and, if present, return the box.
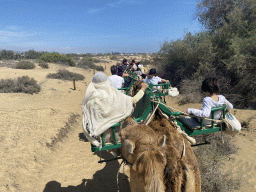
[39,115,131,192]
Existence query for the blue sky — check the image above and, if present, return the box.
[0,0,202,53]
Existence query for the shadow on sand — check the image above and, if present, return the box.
[43,133,130,192]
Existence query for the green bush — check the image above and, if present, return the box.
[38,61,49,69]
[39,52,76,66]
[0,76,40,94]
[46,69,85,81]
[16,61,35,69]
[25,50,44,59]
[77,57,104,71]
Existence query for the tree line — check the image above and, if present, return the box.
[155,0,256,108]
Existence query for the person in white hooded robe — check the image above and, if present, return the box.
[82,72,148,147]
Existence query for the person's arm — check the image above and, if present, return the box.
[122,73,129,77]
[222,96,233,112]
[161,79,169,83]
[131,83,148,104]
[121,78,125,88]
[185,98,212,117]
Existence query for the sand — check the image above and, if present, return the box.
[0,57,255,192]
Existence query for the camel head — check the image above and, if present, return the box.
[120,124,167,165]
[120,124,167,191]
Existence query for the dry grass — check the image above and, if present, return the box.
[194,132,240,191]
[46,114,80,148]
[0,61,15,68]
[38,61,49,68]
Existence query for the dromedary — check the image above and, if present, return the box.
[120,81,201,192]
[120,114,201,192]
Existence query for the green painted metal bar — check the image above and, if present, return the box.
[118,87,129,90]
[175,119,224,136]
[111,127,117,144]
[151,82,170,96]
[91,143,122,152]
[211,110,215,128]
[200,119,203,129]
[189,127,223,136]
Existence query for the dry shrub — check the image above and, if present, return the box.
[46,69,85,81]
[139,59,152,66]
[38,61,49,69]
[16,61,35,69]
[194,132,240,192]
[77,57,104,71]
[0,76,40,94]
[179,78,204,104]
[93,58,107,63]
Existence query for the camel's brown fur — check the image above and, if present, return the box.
[120,81,201,192]
[149,112,201,192]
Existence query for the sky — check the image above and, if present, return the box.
[0,0,203,53]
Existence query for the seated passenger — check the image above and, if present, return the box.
[184,77,233,125]
[82,72,148,147]
[130,59,137,71]
[138,64,145,73]
[108,65,124,89]
[145,68,169,92]
[117,63,124,77]
[141,74,146,80]
[122,58,129,69]
[134,68,143,76]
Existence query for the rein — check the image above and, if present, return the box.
[116,155,132,192]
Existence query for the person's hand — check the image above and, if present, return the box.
[183,109,189,116]
[141,82,149,92]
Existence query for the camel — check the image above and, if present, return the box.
[120,114,201,192]
[119,80,201,192]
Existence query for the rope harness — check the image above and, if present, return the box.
[148,97,229,144]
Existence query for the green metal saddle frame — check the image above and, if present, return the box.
[88,82,227,157]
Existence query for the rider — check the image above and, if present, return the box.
[184,77,233,125]
[145,68,170,92]
[82,72,148,147]
[108,65,124,89]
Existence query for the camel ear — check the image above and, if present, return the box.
[123,140,135,154]
[158,135,166,147]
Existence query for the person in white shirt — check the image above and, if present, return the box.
[184,77,233,125]
[108,65,124,89]
[144,68,169,92]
